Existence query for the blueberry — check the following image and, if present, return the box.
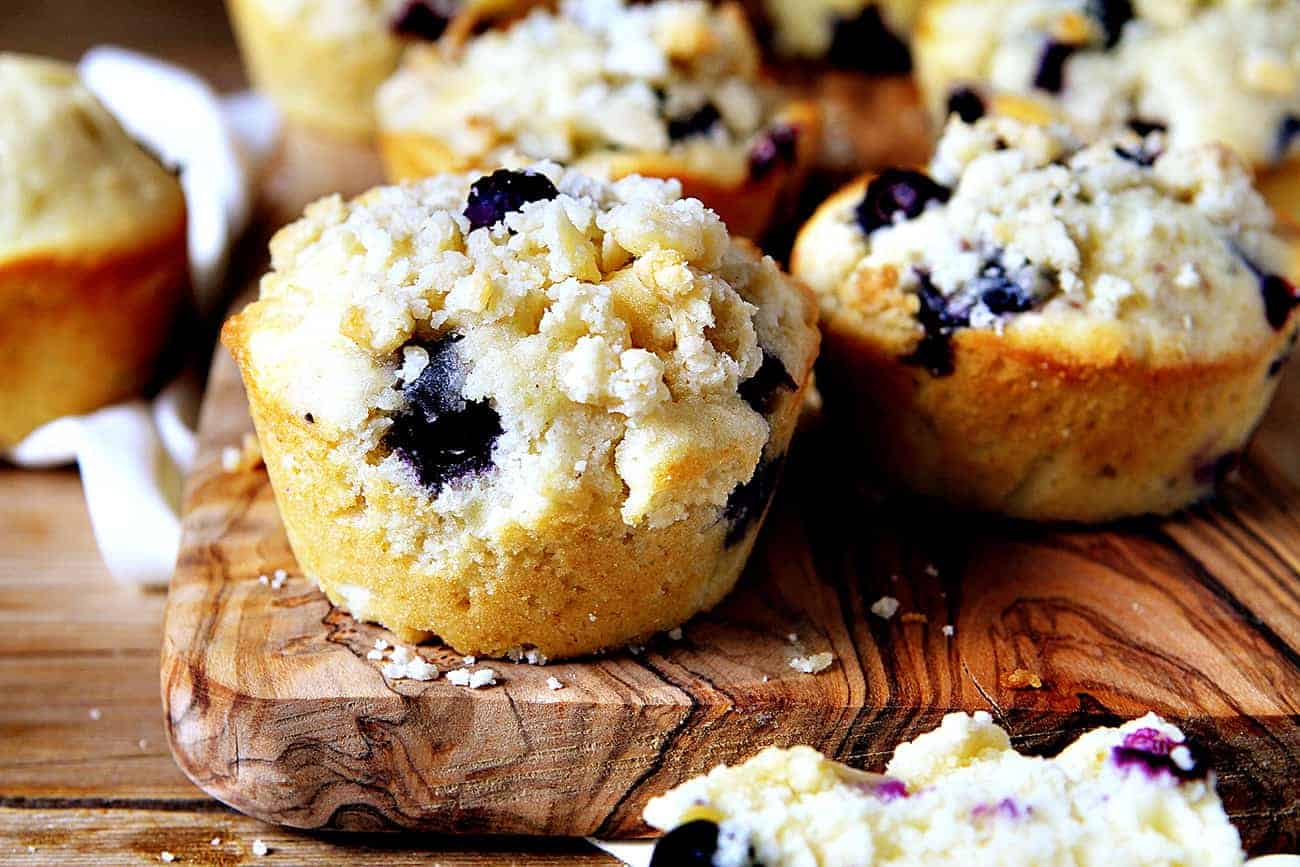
[723,455,785,547]
[738,351,797,415]
[463,169,559,232]
[667,102,722,141]
[1194,452,1239,487]
[1277,115,1300,161]
[1233,245,1299,330]
[1087,0,1133,48]
[946,87,986,123]
[901,272,964,377]
[384,335,503,494]
[650,820,719,867]
[1127,118,1167,137]
[1113,144,1158,168]
[1110,728,1207,783]
[854,169,951,236]
[971,263,1038,314]
[1033,41,1074,93]
[390,0,453,40]
[748,125,799,180]
[827,5,912,75]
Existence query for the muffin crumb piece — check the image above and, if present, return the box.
[159,853,175,863]
[871,596,900,619]
[251,839,269,857]
[789,652,834,674]
[942,625,955,637]
[547,676,564,690]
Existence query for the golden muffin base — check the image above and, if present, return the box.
[794,177,1300,523]
[225,316,815,659]
[0,218,189,449]
[377,101,821,241]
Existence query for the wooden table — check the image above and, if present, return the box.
[0,1,612,861]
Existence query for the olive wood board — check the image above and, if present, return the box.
[161,319,1300,849]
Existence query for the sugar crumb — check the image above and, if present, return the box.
[789,652,834,674]
[462,656,476,666]
[546,676,564,690]
[942,625,955,637]
[667,627,683,641]
[251,839,269,856]
[88,707,102,720]
[871,596,900,619]
[159,853,176,863]
[210,838,221,847]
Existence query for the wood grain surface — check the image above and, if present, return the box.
[163,274,1300,849]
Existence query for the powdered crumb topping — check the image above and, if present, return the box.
[818,116,1292,364]
[378,0,771,167]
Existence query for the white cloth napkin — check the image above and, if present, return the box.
[3,48,274,588]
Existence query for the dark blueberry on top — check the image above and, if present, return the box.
[667,101,723,141]
[1127,118,1167,138]
[827,5,912,75]
[384,335,503,495]
[1087,0,1133,48]
[723,454,785,547]
[650,820,719,867]
[855,169,952,235]
[970,261,1039,314]
[1234,245,1299,330]
[901,272,965,377]
[947,87,986,123]
[748,125,799,180]
[739,351,797,416]
[1113,143,1159,168]
[1110,727,1207,783]
[1277,115,1300,161]
[390,0,454,41]
[1033,41,1074,93]
[463,169,559,232]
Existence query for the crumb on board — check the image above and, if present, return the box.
[251,839,269,857]
[789,652,835,674]
[667,627,683,641]
[1001,668,1043,690]
[88,707,102,720]
[447,668,498,688]
[871,596,900,619]
[900,612,928,624]
[210,838,221,847]
[159,853,175,863]
[942,624,955,637]
[546,676,564,690]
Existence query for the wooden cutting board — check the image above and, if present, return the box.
[161,110,1300,852]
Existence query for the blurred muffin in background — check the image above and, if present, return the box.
[375,0,819,239]
[792,116,1299,521]
[742,0,931,175]
[0,54,189,449]
[914,0,1300,226]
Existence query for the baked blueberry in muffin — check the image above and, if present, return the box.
[375,0,819,239]
[913,0,1300,225]
[792,116,1299,521]
[222,162,819,657]
[644,712,1247,866]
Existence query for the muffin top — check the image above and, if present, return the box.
[0,54,186,264]
[795,116,1297,374]
[228,162,816,546]
[759,0,918,71]
[918,0,1299,167]
[377,0,781,168]
[644,712,1243,866]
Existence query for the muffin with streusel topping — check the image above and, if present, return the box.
[913,0,1300,225]
[792,116,1299,521]
[745,0,930,174]
[375,0,819,239]
[0,55,188,449]
[645,712,1245,866]
[222,162,819,657]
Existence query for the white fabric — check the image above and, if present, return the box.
[3,48,274,588]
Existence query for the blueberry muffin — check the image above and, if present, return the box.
[375,0,819,239]
[0,55,188,449]
[645,711,1246,866]
[913,0,1300,224]
[791,117,1299,521]
[222,162,819,658]
[226,0,542,140]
